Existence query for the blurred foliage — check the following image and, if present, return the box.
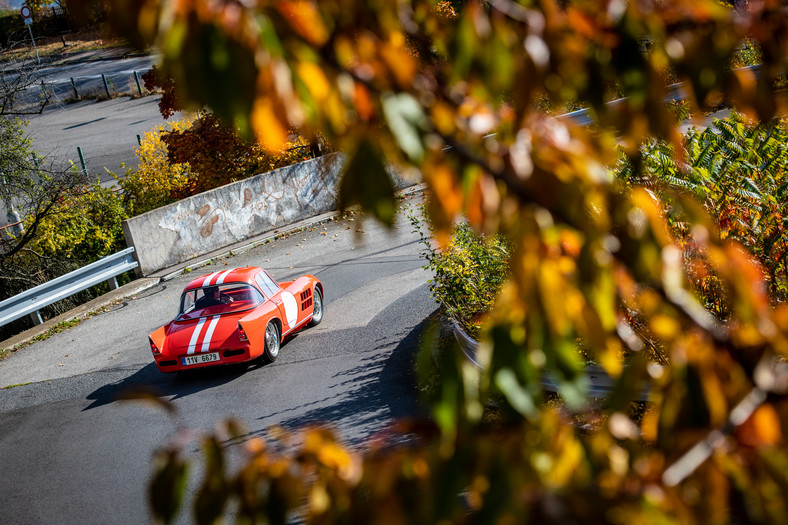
[141,65,328,198]
[83,0,788,523]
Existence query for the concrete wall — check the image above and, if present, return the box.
[122,153,414,276]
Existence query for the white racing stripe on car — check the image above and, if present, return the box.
[215,269,234,285]
[200,316,221,353]
[187,317,208,354]
[202,272,221,287]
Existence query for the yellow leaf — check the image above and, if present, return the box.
[298,61,331,102]
[353,82,374,121]
[431,101,455,136]
[650,314,681,340]
[424,161,462,239]
[737,404,782,447]
[310,483,330,514]
[251,96,288,152]
[381,35,417,86]
[539,260,570,335]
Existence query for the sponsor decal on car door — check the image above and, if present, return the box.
[270,290,299,334]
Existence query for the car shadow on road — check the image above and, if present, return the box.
[235,310,437,450]
[82,354,275,411]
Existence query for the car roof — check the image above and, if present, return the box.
[182,267,263,292]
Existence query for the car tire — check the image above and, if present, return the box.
[308,287,323,327]
[263,321,280,363]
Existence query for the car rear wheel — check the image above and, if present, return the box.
[263,321,280,362]
[309,287,323,326]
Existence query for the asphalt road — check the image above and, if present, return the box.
[14,53,160,183]
[25,94,169,185]
[0,193,436,524]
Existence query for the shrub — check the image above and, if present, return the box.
[411,207,510,338]
[162,113,324,199]
[24,180,127,261]
[617,113,788,306]
[111,117,193,217]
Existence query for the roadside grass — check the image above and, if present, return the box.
[0,27,130,64]
[1,382,33,390]
[0,300,123,361]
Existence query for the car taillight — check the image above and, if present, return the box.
[149,338,161,355]
[238,323,248,342]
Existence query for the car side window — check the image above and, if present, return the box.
[255,272,279,298]
[180,291,195,315]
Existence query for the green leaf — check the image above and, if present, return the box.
[149,448,189,525]
[194,436,228,525]
[382,92,427,163]
[339,141,397,227]
[495,369,538,419]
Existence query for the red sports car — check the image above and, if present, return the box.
[149,267,323,373]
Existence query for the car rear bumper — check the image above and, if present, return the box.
[154,345,254,372]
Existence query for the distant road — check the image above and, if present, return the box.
[2,56,169,229]
[24,94,171,185]
[15,54,164,185]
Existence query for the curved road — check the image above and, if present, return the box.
[0,194,435,524]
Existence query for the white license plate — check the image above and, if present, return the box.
[182,352,220,366]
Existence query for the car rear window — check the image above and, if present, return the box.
[177,283,263,320]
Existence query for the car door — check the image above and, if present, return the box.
[256,271,298,334]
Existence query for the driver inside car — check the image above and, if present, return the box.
[195,286,233,309]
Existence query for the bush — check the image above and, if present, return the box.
[25,179,127,261]
[111,117,193,216]
[0,179,129,340]
[411,208,510,338]
[163,113,324,199]
[616,113,788,306]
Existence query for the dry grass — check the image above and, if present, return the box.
[1,27,129,63]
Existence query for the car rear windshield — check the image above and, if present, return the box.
[177,283,263,320]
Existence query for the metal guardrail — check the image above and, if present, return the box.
[0,247,138,328]
[558,65,763,127]
[451,319,652,401]
[558,80,688,127]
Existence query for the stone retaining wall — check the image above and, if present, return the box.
[122,153,414,276]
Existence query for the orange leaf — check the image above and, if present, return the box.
[736,404,782,448]
[276,1,328,46]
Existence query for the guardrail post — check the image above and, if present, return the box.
[29,311,43,326]
[77,147,88,177]
[101,73,111,97]
[106,276,119,290]
[134,71,143,96]
[70,77,78,99]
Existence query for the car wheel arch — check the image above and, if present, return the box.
[271,317,283,341]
